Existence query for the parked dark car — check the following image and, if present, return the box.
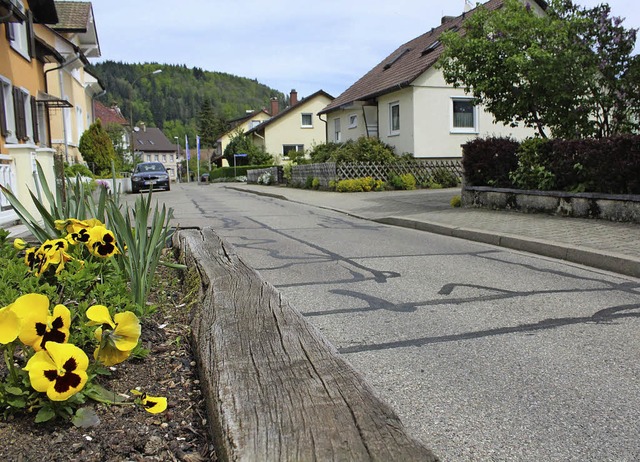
[130,162,171,193]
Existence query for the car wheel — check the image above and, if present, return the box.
[131,185,139,194]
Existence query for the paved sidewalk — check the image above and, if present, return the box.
[228,184,640,279]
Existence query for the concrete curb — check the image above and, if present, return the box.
[376,217,640,279]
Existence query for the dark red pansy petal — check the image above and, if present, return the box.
[44,369,58,381]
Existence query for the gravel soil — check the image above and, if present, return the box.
[0,258,216,462]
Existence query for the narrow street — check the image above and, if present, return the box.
[147,183,640,461]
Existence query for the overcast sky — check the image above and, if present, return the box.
[90,0,639,99]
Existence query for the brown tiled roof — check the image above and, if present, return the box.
[320,0,546,114]
[94,101,128,126]
[132,127,177,153]
[52,1,91,31]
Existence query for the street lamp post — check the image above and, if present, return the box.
[129,69,162,162]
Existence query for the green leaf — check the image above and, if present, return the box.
[7,397,26,408]
[35,406,56,423]
[72,407,101,428]
[84,383,128,404]
[5,386,24,395]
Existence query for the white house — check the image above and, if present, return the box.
[319,0,547,159]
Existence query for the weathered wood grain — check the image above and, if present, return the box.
[174,228,439,462]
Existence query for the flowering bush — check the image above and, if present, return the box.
[0,164,175,424]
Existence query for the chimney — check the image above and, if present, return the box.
[140,122,146,132]
[441,15,456,24]
[290,89,298,106]
[270,97,279,116]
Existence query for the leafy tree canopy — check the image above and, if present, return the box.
[90,61,285,148]
[223,128,273,166]
[78,119,118,175]
[437,0,639,139]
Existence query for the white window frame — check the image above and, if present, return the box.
[7,0,30,60]
[450,96,479,134]
[348,114,358,129]
[389,102,400,136]
[334,118,341,142]
[36,101,47,146]
[0,76,17,144]
[301,113,313,128]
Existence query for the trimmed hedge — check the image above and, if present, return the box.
[462,135,640,195]
[210,164,274,180]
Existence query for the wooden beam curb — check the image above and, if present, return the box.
[174,228,439,462]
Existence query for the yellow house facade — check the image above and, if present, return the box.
[45,0,102,165]
[216,108,271,160]
[0,0,60,226]
[246,90,334,164]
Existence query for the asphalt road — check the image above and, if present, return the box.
[139,183,640,461]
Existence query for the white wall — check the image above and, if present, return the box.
[410,67,536,158]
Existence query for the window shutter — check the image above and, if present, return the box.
[0,87,7,137]
[27,11,35,58]
[5,23,15,41]
[13,87,26,141]
[31,96,39,144]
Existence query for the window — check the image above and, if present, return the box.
[282,144,304,159]
[0,76,16,143]
[145,155,151,162]
[348,114,358,129]
[170,154,174,162]
[154,154,159,161]
[162,154,167,162]
[301,113,313,127]
[6,1,32,60]
[75,106,83,144]
[249,119,261,129]
[451,97,477,133]
[334,118,341,142]
[389,102,400,135]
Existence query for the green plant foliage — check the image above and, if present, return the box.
[438,0,640,139]
[79,120,118,176]
[430,168,460,188]
[509,138,557,190]
[223,128,273,166]
[91,61,284,142]
[309,137,397,163]
[388,173,417,190]
[450,195,462,208]
[335,177,385,192]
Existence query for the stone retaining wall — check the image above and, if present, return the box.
[462,186,640,224]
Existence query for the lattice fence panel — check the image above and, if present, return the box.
[337,160,462,184]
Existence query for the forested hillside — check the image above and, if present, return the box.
[90,61,286,147]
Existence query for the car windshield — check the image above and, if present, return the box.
[136,163,165,173]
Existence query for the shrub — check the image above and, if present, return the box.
[309,137,397,164]
[462,137,519,187]
[509,138,556,190]
[450,195,462,207]
[65,164,94,178]
[388,172,416,190]
[335,177,384,192]
[311,178,320,190]
[304,176,314,189]
[430,167,460,188]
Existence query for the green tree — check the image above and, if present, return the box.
[103,122,128,170]
[197,99,227,148]
[223,128,273,166]
[79,119,117,175]
[437,0,639,139]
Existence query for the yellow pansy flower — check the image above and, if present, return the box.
[86,305,140,366]
[11,294,70,351]
[24,342,88,401]
[87,226,119,258]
